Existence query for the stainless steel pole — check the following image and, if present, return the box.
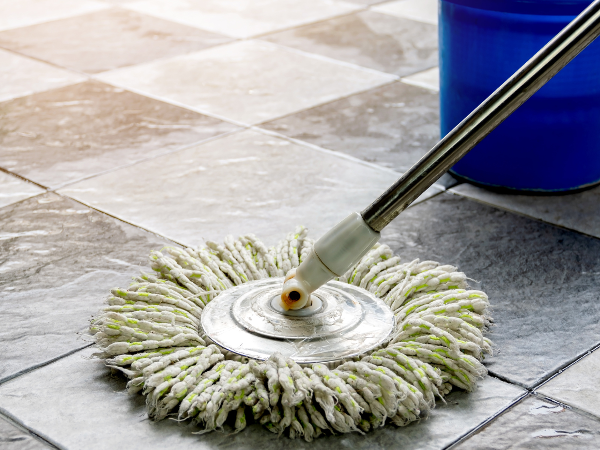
[361,0,600,232]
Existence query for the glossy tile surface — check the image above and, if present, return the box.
[123,0,360,39]
[401,66,439,91]
[0,0,108,32]
[0,416,49,450]
[59,129,404,246]
[0,49,85,103]
[0,346,523,450]
[262,81,439,173]
[0,193,170,383]
[380,193,600,388]
[373,0,438,25]
[0,172,44,209]
[0,80,238,188]
[98,40,395,125]
[538,348,600,418]
[451,183,600,239]
[0,8,231,74]
[455,397,600,449]
[263,11,437,77]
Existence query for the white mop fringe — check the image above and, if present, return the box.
[90,226,493,440]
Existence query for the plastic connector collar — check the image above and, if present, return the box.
[281,213,380,309]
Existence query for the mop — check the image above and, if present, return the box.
[89,1,600,441]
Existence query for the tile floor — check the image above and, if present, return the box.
[0,1,599,449]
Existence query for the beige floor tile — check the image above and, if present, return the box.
[123,0,360,38]
[0,8,231,74]
[0,171,44,209]
[373,0,438,25]
[450,183,600,239]
[538,349,600,419]
[97,40,395,125]
[401,66,439,91]
[0,0,108,32]
[58,129,402,247]
[0,49,86,102]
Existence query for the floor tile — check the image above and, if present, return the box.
[59,129,403,247]
[0,0,108,32]
[0,8,231,74]
[373,0,438,25]
[0,415,49,450]
[262,11,437,77]
[537,348,600,419]
[454,396,600,449]
[123,0,360,39]
[0,49,85,103]
[0,172,44,209]
[379,192,600,388]
[0,80,239,189]
[450,183,600,239]
[401,66,439,91]
[0,193,171,383]
[0,346,523,450]
[97,40,395,125]
[261,81,440,173]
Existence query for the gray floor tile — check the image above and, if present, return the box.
[0,80,238,189]
[58,129,408,247]
[123,0,360,39]
[454,396,600,449]
[0,416,49,450]
[0,172,44,209]
[261,81,439,173]
[451,183,600,239]
[538,348,600,419]
[0,346,523,450]
[97,40,395,125]
[373,0,438,25]
[262,10,437,77]
[379,192,600,388]
[0,193,171,383]
[0,0,108,32]
[401,67,439,91]
[0,49,85,103]
[0,8,231,75]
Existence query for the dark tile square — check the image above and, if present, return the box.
[380,193,600,388]
[0,192,171,383]
[261,81,439,173]
[262,10,437,77]
[0,8,231,74]
[0,80,239,188]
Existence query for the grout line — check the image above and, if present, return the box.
[0,45,92,80]
[252,78,399,126]
[446,188,600,242]
[0,344,93,387]
[53,191,189,248]
[250,7,367,40]
[89,75,252,128]
[252,126,402,176]
[445,389,530,449]
[0,165,48,190]
[533,342,600,391]
[0,409,63,450]
[49,127,244,191]
[261,39,399,80]
[531,392,600,423]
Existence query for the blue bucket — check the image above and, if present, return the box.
[440,0,600,193]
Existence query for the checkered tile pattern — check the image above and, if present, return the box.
[1,1,599,449]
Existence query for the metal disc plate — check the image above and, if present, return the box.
[201,278,395,364]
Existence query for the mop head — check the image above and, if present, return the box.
[90,226,493,441]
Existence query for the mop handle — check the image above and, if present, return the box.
[361,0,600,232]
